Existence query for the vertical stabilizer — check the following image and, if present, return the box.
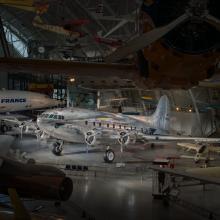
[152,95,170,131]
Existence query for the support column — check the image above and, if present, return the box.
[189,89,203,136]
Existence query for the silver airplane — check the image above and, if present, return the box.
[37,95,170,162]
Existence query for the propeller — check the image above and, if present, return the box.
[204,14,220,31]
[105,13,189,63]
[19,123,27,140]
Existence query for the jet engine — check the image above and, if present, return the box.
[0,157,73,201]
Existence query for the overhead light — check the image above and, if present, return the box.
[69,77,75,83]
[176,106,180,111]
[188,108,192,113]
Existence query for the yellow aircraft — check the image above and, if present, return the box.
[0,0,49,14]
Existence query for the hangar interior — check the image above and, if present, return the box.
[0,0,220,219]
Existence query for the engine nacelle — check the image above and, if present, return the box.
[85,130,97,146]
[118,131,130,145]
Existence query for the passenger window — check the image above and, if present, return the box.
[93,122,96,126]
[53,115,58,119]
[85,121,88,125]
[119,125,121,129]
[113,124,115,129]
[62,116,64,120]
[99,123,101,127]
[107,124,109,128]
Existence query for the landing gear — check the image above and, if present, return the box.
[52,140,64,156]
[103,149,115,163]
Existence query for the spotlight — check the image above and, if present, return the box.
[189,108,192,113]
[176,107,180,111]
[69,77,75,83]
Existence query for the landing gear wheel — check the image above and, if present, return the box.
[103,149,115,163]
[52,142,63,156]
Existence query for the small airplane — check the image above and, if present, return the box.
[36,95,170,162]
[0,90,61,133]
[94,35,123,48]
[0,0,49,14]
[32,16,84,38]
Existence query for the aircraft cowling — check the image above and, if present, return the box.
[139,0,220,88]
[0,157,73,201]
[142,0,220,54]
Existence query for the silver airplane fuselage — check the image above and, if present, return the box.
[37,106,168,145]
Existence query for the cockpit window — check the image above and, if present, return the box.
[53,115,58,119]
[49,114,54,119]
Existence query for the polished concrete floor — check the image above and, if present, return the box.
[4,136,220,219]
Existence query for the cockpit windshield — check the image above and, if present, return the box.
[41,113,64,120]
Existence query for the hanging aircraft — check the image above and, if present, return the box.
[105,0,220,87]
[32,16,84,38]
[1,0,220,89]
[94,35,123,48]
[36,95,170,162]
[0,0,49,14]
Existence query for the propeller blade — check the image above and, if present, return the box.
[205,14,220,31]
[105,13,189,63]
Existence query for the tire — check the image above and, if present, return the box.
[103,149,115,163]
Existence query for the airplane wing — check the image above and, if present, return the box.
[140,134,220,143]
[186,167,220,179]
[177,142,220,154]
[177,142,199,151]
[150,166,220,185]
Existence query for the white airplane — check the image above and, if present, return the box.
[0,90,60,112]
[0,90,61,133]
[37,95,170,162]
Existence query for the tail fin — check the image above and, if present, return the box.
[152,95,170,131]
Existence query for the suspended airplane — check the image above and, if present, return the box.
[1,0,220,89]
[0,0,49,14]
[36,95,170,162]
[94,35,123,48]
[32,16,84,38]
